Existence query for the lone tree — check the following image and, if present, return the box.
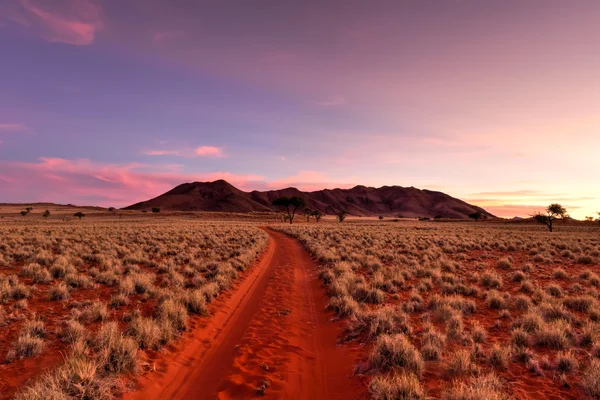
[42,210,50,219]
[304,207,313,222]
[152,207,161,213]
[379,216,384,220]
[312,209,323,223]
[74,212,85,220]
[336,210,348,223]
[108,207,116,212]
[468,211,482,221]
[272,196,306,224]
[532,203,567,232]
[20,210,28,217]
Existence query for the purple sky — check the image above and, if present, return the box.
[1,0,599,218]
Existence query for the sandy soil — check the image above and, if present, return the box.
[124,228,367,400]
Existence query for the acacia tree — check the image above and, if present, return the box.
[468,211,482,221]
[304,207,313,222]
[337,210,348,223]
[312,209,323,223]
[272,196,306,224]
[42,210,50,219]
[74,212,85,220]
[532,203,566,232]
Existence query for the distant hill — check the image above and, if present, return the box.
[125,180,495,219]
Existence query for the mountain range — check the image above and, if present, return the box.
[125,180,494,219]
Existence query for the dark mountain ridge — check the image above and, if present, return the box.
[125,180,494,219]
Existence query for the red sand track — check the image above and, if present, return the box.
[125,228,366,400]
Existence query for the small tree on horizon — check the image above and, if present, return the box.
[468,211,482,221]
[20,210,28,217]
[74,212,85,220]
[272,196,306,224]
[532,203,567,232]
[337,210,348,223]
[152,207,161,213]
[42,210,50,219]
[108,207,116,212]
[379,216,384,220]
[304,207,313,222]
[312,209,323,223]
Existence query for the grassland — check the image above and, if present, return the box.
[275,221,600,399]
[2,212,600,399]
[0,217,268,399]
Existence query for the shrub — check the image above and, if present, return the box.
[59,320,87,344]
[182,290,208,315]
[546,284,563,298]
[485,290,507,309]
[489,344,511,369]
[511,271,526,283]
[76,301,109,323]
[442,373,506,400]
[421,327,445,361]
[369,334,424,376]
[564,295,595,313]
[15,348,115,400]
[156,298,188,332]
[447,349,474,376]
[96,322,138,374]
[368,373,426,400]
[327,295,359,317]
[576,255,595,265]
[552,268,569,280]
[556,350,578,373]
[127,316,162,350]
[480,272,503,289]
[510,328,531,348]
[582,359,600,398]
[49,282,70,301]
[353,283,386,304]
[513,295,531,311]
[496,258,512,270]
[533,322,569,349]
[22,319,46,338]
[7,334,45,362]
[471,322,487,344]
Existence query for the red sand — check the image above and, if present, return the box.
[125,228,367,400]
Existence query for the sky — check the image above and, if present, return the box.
[0,0,599,219]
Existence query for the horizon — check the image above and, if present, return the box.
[1,1,599,219]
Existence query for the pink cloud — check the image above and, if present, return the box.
[0,158,263,207]
[15,0,103,45]
[143,146,225,157]
[195,146,224,157]
[0,123,27,132]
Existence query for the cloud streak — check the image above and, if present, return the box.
[15,0,103,45]
[0,123,27,132]
[143,146,225,158]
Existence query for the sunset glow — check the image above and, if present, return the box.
[1,0,598,218]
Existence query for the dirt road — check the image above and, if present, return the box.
[126,228,366,400]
